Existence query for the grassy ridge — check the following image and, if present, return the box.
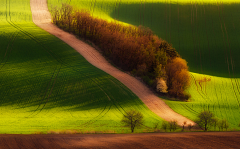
[48,0,240,129]
[0,0,162,134]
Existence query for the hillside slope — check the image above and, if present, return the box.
[47,0,240,129]
[31,0,195,126]
[0,0,164,134]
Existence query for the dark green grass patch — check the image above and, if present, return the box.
[111,2,240,78]
[53,0,240,78]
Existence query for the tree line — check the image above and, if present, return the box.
[51,3,191,100]
[122,110,239,133]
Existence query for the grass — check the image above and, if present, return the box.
[0,0,163,134]
[47,0,240,130]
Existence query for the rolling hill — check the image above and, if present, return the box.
[47,0,240,129]
[0,0,162,134]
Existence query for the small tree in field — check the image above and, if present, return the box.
[212,118,218,131]
[195,110,215,131]
[188,124,193,131]
[218,119,229,131]
[121,110,144,133]
[153,122,160,131]
[168,120,178,132]
[182,121,187,131]
[161,121,168,132]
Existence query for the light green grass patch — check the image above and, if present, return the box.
[165,72,240,129]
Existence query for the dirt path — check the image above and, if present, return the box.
[30,0,195,126]
[1,132,240,148]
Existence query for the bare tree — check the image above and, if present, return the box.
[121,110,144,133]
[195,110,215,131]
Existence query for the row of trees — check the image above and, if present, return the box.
[195,110,230,131]
[122,110,238,133]
[51,4,191,100]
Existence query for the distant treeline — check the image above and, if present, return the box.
[51,4,190,100]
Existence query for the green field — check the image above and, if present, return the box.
[0,0,162,134]
[48,0,240,129]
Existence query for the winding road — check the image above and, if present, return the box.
[30,0,195,126]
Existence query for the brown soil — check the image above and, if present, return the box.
[30,0,195,126]
[1,132,240,149]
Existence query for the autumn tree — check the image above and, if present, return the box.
[166,57,191,100]
[121,110,144,133]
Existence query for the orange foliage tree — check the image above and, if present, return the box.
[166,57,191,100]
